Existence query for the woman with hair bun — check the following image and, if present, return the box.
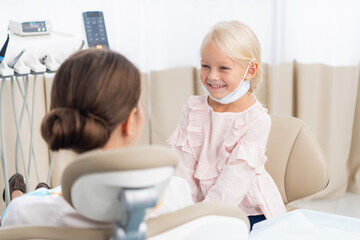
[1,48,144,227]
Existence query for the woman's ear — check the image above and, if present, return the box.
[102,104,144,149]
[122,108,137,137]
[120,103,144,146]
[246,62,258,80]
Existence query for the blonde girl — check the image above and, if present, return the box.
[168,21,286,230]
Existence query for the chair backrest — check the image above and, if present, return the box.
[62,145,178,222]
[265,115,329,204]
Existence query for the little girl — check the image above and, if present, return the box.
[168,21,286,229]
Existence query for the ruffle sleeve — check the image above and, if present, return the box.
[167,96,209,154]
[167,96,210,202]
[228,140,268,174]
[167,125,192,154]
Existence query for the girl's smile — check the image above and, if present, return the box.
[207,82,227,90]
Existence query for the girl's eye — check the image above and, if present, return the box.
[220,66,230,70]
[201,64,210,69]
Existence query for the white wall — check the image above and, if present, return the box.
[1,0,359,72]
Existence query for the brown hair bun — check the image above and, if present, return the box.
[41,49,141,153]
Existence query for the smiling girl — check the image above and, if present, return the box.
[167,21,286,230]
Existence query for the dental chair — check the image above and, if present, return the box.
[266,115,329,208]
[0,145,250,240]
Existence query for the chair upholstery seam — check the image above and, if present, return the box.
[284,125,302,203]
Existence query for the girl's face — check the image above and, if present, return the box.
[200,43,248,100]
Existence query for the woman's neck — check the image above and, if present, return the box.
[208,93,255,113]
[102,125,127,150]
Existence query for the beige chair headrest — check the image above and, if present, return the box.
[62,145,178,208]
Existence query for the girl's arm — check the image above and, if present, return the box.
[174,149,204,202]
[167,102,204,202]
[203,159,256,204]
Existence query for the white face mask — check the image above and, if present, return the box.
[202,58,256,105]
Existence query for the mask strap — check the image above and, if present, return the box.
[243,58,256,81]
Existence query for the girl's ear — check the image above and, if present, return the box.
[246,62,258,80]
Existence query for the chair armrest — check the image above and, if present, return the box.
[146,201,250,238]
[0,226,111,240]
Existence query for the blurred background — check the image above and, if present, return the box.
[1,0,359,69]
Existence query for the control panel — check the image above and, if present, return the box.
[82,11,109,49]
[9,20,52,36]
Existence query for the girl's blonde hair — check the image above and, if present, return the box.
[200,21,262,94]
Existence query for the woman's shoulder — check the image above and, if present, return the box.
[7,187,65,209]
[1,192,66,226]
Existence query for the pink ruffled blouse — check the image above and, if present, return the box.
[167,96,286,218]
